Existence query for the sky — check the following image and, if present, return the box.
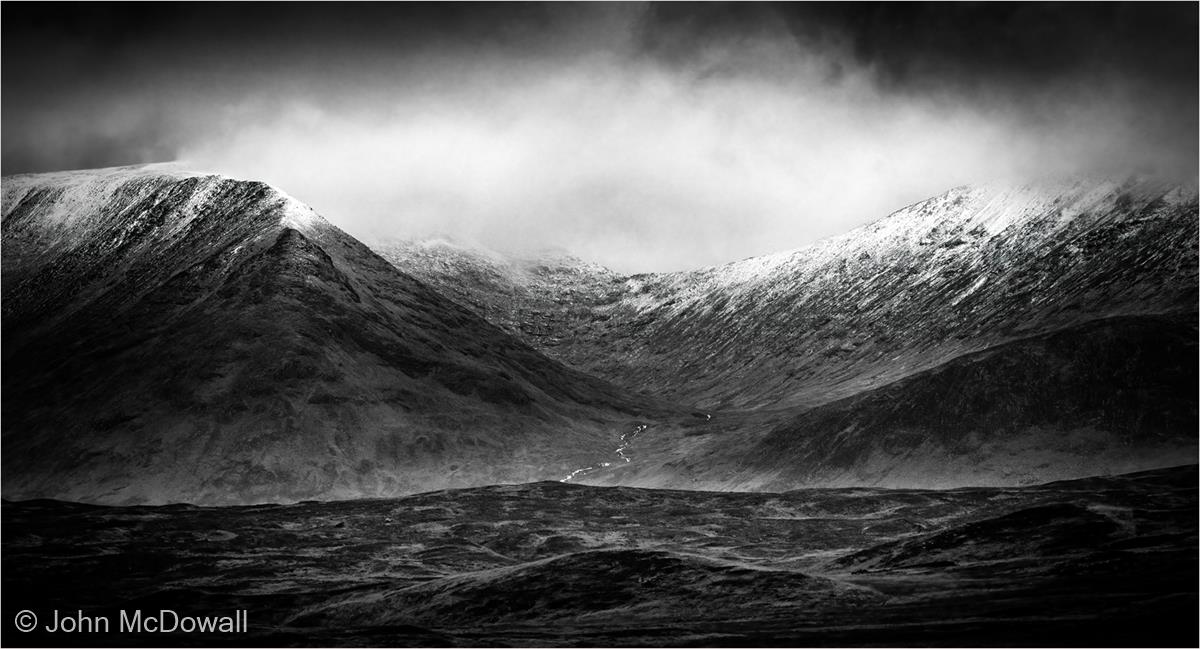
[3,2,1197,272]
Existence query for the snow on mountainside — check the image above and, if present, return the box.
[2,166,1194,502]
[381,178,1198,411]
[379,177,1197,489]
[606,178,1198,410]
[1,166,668,505]
[375,238,625,351]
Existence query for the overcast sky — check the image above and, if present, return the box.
[3,3,1196,272]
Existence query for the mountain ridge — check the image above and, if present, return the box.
[1,166,676,505]
[378,175,1197,490]
[381,177,1198,410]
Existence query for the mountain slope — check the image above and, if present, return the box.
[598,314,1197,490]
[1,166,669,505]
[375,239,625,349]
[381,179,1198,411]
[378,178,1197,489]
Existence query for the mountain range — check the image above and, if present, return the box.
[3,167,1196,504]
[380,178,1199,490]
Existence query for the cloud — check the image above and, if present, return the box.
[5,3,1197,272]
[182,51,1192,272]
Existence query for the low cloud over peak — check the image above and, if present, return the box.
[4,3,1195,272]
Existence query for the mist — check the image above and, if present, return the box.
[5,3,1196,272]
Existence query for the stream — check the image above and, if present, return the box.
[560,424,648,483]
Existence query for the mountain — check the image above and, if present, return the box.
[3,167,1193,503]
[1,166,670,505]
[383,180,1197,410]
[374,239,625,352]
[379,178,1198,489]
[597,313,1196,490]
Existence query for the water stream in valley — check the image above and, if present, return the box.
[560,424,648,483]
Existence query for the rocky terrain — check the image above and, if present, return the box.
[3,465,1195,647]
[0,166,679,505]
[371,239,626,348]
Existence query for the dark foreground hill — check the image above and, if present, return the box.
[3,465,1195,647]
[1,166,671,505]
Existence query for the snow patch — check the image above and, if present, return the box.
[279,200,324,233]
[951,274,989,307]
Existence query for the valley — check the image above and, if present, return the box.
[378,178,1199,491]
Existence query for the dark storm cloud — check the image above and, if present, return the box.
[1,2,541,172]
[2,2,641,173]
[3,3,1196,271]
[639,3,1198,89]
[836,3,1197,90]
